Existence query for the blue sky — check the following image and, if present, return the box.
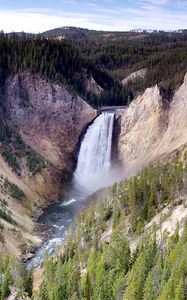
[1,0,187,33]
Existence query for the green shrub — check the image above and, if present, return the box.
[14,134,26,154]
[0,208,16,225]
[2,150,21,174]
[103,207,113,222]
[4,179,24,200]
[26,149,47,175]
[0,221,4,230]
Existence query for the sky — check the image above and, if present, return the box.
[0,0,187,33]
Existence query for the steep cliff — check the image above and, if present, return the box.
[3,71,97,200]
[0,72,97,257]
[5,72,97,172]
[118,73,187,171]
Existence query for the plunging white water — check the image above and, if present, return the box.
[74,113,115,195]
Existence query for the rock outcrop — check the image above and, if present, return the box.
[85,75,103,95]
[118,73,187,171]
[3,72,97,201]
[122,68,147,85]
[5,72,97,172]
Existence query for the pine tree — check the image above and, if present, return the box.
[1,267,11,299]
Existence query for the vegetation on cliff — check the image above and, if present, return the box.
[1,28,187,299]
[1,29,187,108]
[0,256,32,299]
[0,148,186,299]
[36,149,187,299]
[1,30,187,108]
[38,223,187,300]
[0,119,48,176]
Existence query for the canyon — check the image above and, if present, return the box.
[1,71,187,262]
[0,25,187,300]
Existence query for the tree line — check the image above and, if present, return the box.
[78,32,187,96]
[0,33,130,107]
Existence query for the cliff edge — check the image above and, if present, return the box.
[118,73,187,171]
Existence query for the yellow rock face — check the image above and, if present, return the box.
[118,73,187,173]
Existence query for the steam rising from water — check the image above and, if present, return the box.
[74,113,116,195]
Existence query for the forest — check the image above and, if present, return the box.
[38,220,187,300]
[0,33,129,107]
[0,149,186,299]
[37,150,187,300]
[78,31,187,96]
[1,30,187,108]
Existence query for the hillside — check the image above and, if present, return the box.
[5,30,187,104]
[41,28,187,85]
[118,73,187,173]
[3,147,186,299]
[77,30,187,96]
[40,27,187,98]
[41,27,187,42]
[0,34,129,107]
[1,73,187,298]
[0,33,132,256]
[0,71,97,257]
[39,150,187,300]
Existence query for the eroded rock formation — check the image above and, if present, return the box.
[118,73,187,171]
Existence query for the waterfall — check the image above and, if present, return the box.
[74,112,115,195]
[28,112,115,268]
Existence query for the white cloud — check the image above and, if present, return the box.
[87,2,99,7]
[0,9,114,33]
[0,4,187,34]
[137,0,170,6]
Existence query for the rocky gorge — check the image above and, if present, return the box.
[1,70,187,262]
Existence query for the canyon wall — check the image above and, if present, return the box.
[118,73,187,172]
[4,72,97,200]
[0,72,97,257]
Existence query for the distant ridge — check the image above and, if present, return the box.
[6,26,187,41]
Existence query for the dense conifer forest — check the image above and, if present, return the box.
[78,31,187,95]
[0,33,129,107]
[38,222,187,300]
[43,28,187,95]
[1,149,186,299]
[37,150,187,300]
[1,30,187,108]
